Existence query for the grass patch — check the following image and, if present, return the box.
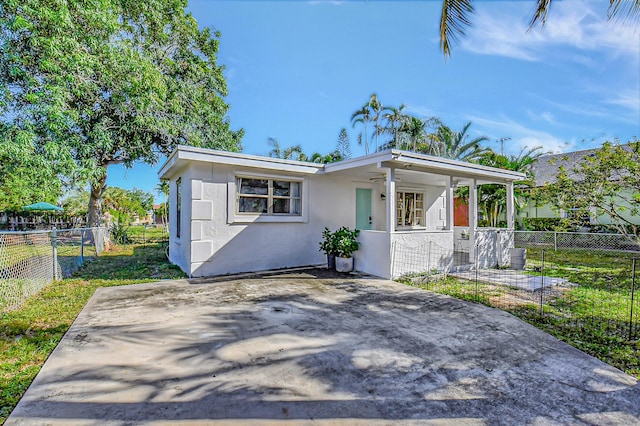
[399,248,640,380]
[0,243,185,424]
[126,225,168,244]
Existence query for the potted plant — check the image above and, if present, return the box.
[333,226,360,273]
[319,227,337,270]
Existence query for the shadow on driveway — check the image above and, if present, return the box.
[7,268,640,425]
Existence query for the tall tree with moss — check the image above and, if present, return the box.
[1,0,243,226]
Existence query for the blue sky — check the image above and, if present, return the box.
[107,0,640,198]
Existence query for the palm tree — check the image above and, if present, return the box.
[381,104,408,149]
[351,93,385,154]
[439,0,640,58]
[155,180,170,228]
[267,137,283,158]
[283,144,307,161]
[351,106,372,155]
[368,93,384,152]
[476,146,547,226]
[406,116,442,154]
[401,116,429,152]
[431,122,489,162]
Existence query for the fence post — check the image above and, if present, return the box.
[52,227,58,281]
[427,241,432,279]
[630,258,637,341]
[80,229,85,267]
[474,242,479,302]
[390,241,396,279]
[539,249,545,316]
[554,232,558,251]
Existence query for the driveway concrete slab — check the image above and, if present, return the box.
[7,268,640,425]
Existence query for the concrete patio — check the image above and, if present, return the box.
[7,268,640,425]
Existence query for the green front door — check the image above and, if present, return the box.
[356,188,372,230]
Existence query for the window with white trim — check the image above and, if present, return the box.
[236,177,301,215]
[397,191,424,227]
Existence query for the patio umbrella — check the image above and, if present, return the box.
[22,202,64,212]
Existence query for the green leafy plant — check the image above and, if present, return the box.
[333,226,360,258]
[318,227,337,255]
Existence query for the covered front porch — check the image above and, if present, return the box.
[323,150,525,279]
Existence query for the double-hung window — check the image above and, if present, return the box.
[236,177,301,216]
[397,191,424,228]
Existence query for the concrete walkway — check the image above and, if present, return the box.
[7,268,640,425]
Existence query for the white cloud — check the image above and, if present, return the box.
[405,103,438,119]
[605,89,640,114]
[467,114,570,154]
[461,0,640,62]
[526,109,556,124]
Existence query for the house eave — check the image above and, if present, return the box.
[324,149,526,183]
[158,145,324,179]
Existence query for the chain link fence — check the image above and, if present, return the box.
[395,230,640,375]
[0,227,108,312]
[514,230,640,253]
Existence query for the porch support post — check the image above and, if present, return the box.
[385,168,396,234]
[468,179,478,262]
[445,176,454,230]
[506,182,515,229]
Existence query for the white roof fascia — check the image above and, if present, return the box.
[389,150,525,181]
[324,149,525,182]
[158,145,323,179]
[323,150,396,173]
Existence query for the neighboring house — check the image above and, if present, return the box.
[520,147,639,226]
[158,146,525,279]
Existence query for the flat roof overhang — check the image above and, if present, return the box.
[158,145,324,180]
[323,149,526,185]
[159,146,526,185]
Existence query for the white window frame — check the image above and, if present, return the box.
[228,172,308,224]
[396,189,426,230]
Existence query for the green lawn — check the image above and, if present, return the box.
[0,243,185,424]
[126,225,168,244]
[399,247,640,379]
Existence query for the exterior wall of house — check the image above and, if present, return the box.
[390,230,454,278]
[168,162,394,277]
[355,230,390,278]
[168,165,193,275]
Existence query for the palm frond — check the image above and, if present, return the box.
[529,0,553,30]
[608,0,640,23]
[440,0,474,59]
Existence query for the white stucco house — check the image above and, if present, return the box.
[158,146,526,279]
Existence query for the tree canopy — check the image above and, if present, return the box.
[539,139,640,239]
[1,0,243,224]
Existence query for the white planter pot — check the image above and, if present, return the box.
[335,256,354,273]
